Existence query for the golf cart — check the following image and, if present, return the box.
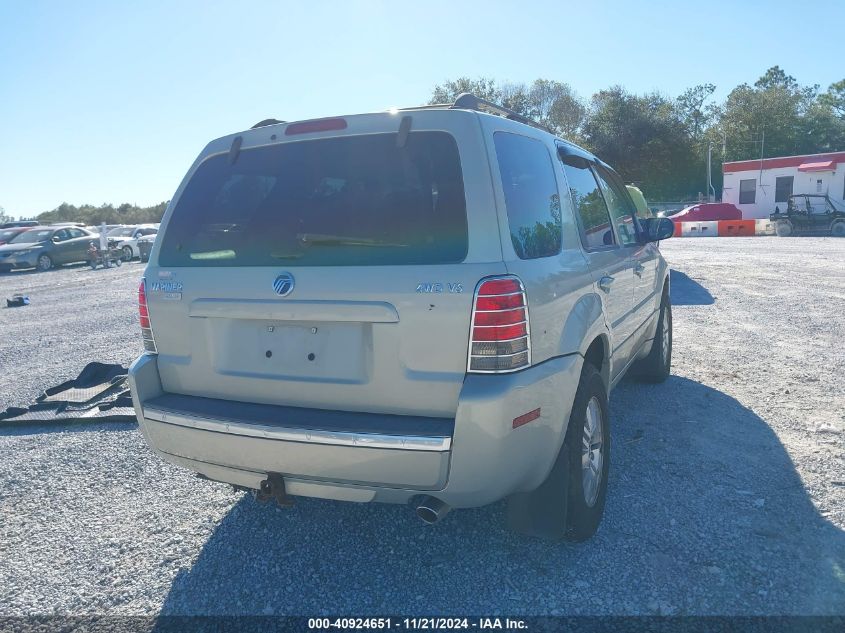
[771,194,845,237]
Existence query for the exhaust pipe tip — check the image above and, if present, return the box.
[415,496,451,525]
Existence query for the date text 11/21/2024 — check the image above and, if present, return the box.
[307,618,528,630]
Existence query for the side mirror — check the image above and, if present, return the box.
[641,217,675,242]
[51,236,61,243]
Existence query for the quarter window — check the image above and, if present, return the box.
[739,179,756,204]
[560,155,615,249]
[493,132,562,259]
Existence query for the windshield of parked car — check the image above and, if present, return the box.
[0,229,22,241]
[107,227,136,237]
[9,229,53,243]
[158,131,468,267]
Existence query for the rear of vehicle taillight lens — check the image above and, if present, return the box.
[138,279,157,354]
[468,276,530,373]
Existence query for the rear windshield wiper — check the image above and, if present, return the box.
[296,233,408,248]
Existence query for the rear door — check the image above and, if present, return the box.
[66,228,92,262]
[146,111,504,418]
[557,149,637,378]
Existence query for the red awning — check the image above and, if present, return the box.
[798,160,836,172]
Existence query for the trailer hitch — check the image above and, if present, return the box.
[256,473,294,508]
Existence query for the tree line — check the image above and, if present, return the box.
[7,66,843,222]
[33,201,169,226]
[431,67,845,200]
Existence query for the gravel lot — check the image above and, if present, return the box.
[0,238,843,616]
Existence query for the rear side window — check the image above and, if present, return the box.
[159,132,468,267]
[560,157,614,249]
[493,132,561,259]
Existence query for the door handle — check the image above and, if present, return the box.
[598,276,614,293]
[634,262,645,277]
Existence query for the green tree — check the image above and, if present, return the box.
[0,206,11,225]
[429,77,500,104]
[36,201,168,225]
[676,83,716,139]
[819,79,845,118]
[582,87,700,199]
[716,66,821,161]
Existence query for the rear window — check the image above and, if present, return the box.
[158,132,468,267]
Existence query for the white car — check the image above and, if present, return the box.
[107,225,159,261]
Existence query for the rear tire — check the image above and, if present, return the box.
[832,222,845,237]
[506,362,610,542]
[633,292,672,383]
[775,220,792,237]
[122,245,133,262]
[562,363,611,542]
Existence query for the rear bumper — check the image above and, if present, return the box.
[129,352,582,508]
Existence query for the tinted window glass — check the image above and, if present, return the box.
[10,229,52,243]
[739,179,756,204]
[493,133,561,259]
[159,132,467,267]
[775,176,793,203]
[560,158,614,249]
[594,166,637,246]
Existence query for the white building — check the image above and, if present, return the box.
[722,151,845,219]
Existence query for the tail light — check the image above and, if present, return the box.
[138,279,157,354]
[468,276,530,373]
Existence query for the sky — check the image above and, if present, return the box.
[1,0,843,218]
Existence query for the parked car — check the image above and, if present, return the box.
[669,202,742,222]
[0,220,39,229]
[0,225,99,272]
[106,224,159,261]
[128,94,675,541]
[136,232,158,263]
[771,194,845,237]
[0,226,32,245]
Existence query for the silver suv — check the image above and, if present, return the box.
[129,94,675,541]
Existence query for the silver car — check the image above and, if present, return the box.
[129,94,674,541]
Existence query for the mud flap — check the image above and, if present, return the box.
[506,445,569,540]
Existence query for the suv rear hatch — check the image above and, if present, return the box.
[145,110,504,418]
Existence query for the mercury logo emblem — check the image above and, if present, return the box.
[273,273,295,297]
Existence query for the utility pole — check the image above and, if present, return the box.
[707,142,714,202]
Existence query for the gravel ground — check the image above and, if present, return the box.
[0,238,843,616]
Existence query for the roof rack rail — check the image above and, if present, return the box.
[450,93,550,133]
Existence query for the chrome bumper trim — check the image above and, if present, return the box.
[142,406,452,452]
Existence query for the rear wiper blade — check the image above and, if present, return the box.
[296,233,407,247]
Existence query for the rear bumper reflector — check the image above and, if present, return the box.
[512,408,541,429]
